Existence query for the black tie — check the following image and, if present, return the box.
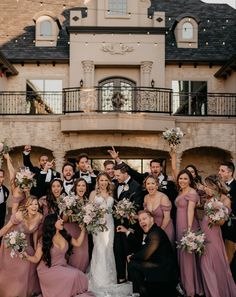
[81,172,89,177]
[118,183,125,186]
[65,181,74,186]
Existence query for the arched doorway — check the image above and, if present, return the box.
[181,146,232,177]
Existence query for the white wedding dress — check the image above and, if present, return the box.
[89,195,132,297]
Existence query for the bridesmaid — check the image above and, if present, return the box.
[143,175,175,245]
[200,175,236,297]
[0,196,42,297]
[39,178,65,217]
[25,213,94,297]
[175,169,203,297]
[64,178,89,272]
[4,152,31,213]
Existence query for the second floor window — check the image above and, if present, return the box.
[40,20,52,37]
[182,22,193,40]
[108,0,127,16]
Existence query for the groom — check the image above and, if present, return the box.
[113,163,144,284]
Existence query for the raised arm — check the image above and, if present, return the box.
[107,146,121,164]
[71,228,86,247]
[3,153,16,192]
[0,211,22,237]
[169,148,179,181]
[22,145,35,173]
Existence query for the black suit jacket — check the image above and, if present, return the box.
[222,179,236,242]
[114,177,144,228]
[129,224,178,282]
[1,185,9,204]
[23,153,60,198]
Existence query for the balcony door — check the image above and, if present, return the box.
[98,77,136,111]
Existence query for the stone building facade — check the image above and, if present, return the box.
[0,0,235,202]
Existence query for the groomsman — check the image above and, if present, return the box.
[103,160,117,184]
[23,145,60,198]
[62,163,76,195]
[219,161,236,281]
[113,163,144,284]
[108,147,178,219]
[74,153,97,194]
[0,169,9,242]
[117,210,178,297]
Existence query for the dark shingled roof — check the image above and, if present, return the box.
[0,1,235,65]
[0,9,71,63]
[150,0,236,64]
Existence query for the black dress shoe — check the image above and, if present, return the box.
[118,279,127,284]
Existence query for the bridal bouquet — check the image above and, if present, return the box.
[204,197,229,228]
[177,229,206,256]
[57,193,78,216]
[15,167,36,190]
[113,198,137,224]
[0,139,11,168]
[4,231,28,258]
[72,201,108,234]
[163,127,184,147]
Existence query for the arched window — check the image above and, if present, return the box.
[34,13,61,46]
[40,20,52,36]
[98,77,136,111]
[174,16,198,48]
[182,22,193,40]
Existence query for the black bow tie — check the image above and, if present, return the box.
[81,172,89,177]
[65,181,74,186]
[118,182,125,186]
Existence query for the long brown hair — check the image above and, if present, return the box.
[95,172,114,196]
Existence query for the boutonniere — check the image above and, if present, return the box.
[52,170,57,176]
[123,184,129,192]
[161,181,168,186]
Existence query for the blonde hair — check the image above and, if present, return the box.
[95,172,114,196]
[21,196,39,218]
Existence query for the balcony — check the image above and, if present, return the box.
[0,87,235,117]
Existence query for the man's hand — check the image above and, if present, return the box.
[116,225,128,233]
[24,145,31,153]
[127,254,133,263]
[107,146,121,163]
[43,160,55,172]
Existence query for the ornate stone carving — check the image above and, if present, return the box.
[102,43,134,55]
[140,61,153,73]
[82,60,94,73]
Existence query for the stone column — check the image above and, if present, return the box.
[82,60,94,88]
[140,61,153,87]
[53,150,65,174]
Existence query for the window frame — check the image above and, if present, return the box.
[175,17,198,48]
[105,0,130,19]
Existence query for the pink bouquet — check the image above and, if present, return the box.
[204,197,229,228]
[163,127,184,146]
[4,231,27,258]
[177,229,206,256]
[72,201,108,234]
[57,194,78,216]
[113,198,137,224]
[15,167,36,190]
[0,139,11,168]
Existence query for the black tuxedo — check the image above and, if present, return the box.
[23,153,60,198]
[113,177,144,280]
[0,185,10,241]
[128,224,178,297]
[222,179,236,242]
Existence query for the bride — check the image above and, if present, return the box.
[88,172,132,297]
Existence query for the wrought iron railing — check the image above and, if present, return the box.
[0,88,235,116]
